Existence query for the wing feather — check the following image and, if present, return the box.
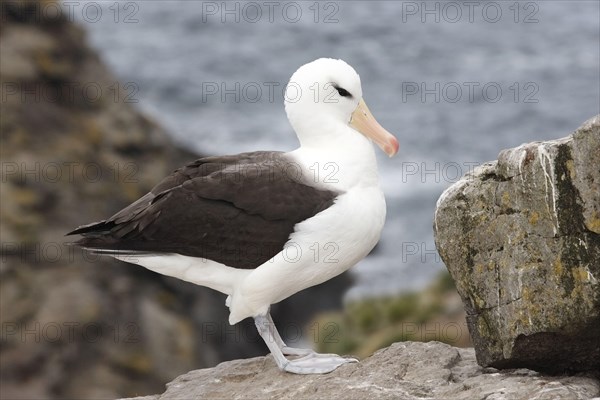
[67,152,339,269]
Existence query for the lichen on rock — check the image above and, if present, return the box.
[434,116,600,373]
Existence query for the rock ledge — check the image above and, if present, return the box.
[121,341,599,400]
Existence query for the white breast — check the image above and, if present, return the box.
[286,131,381,192]
[227,143,387,324]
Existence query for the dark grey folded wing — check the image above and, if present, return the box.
[67,151,339,269]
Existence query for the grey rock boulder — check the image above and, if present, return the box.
[119,341,599,400]
[434,116,600,373]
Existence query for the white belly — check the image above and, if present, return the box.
[228,186,386,323]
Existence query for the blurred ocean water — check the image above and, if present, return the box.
[77,1,599,299]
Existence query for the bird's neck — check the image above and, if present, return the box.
[289,122,381,192]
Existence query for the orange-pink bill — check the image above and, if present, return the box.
[350,99,399,157]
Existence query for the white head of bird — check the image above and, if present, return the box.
[284,58,399,158]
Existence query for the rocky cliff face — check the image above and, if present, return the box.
[0,2,351,399]
[120,341,599,400]
[434,116,600,373]
[1,1,202,397]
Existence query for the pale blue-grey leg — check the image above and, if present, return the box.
[254,313,358,374]
[266,312,314,356]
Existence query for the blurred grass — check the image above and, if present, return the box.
[309,271,472,359]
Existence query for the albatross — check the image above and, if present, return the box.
[67,58,399,374]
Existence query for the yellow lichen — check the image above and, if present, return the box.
[529,211,539,225]
[474,294,486,309]
[553,257,564,277]
[571,267,591,283]
[569,267,594,309]
[566,159,576,180]
[586,211,600,233]
[475,264,485,274]
[501,191,510,207]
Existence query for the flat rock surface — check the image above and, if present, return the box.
[121,341,600,400]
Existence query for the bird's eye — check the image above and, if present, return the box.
[334,85,352,98]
